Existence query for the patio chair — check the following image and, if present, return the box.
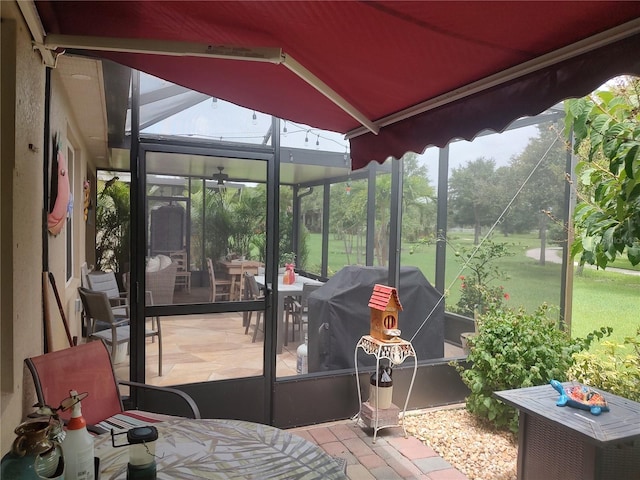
[78,287,162,376]
[285,283,322,345]
[122,272,159,343]
[25,340,199,434]
[80,263,91,288]
[170,250,191,293]
[243,272,265,342]
[86,270,128,316]
[207,258,231,302]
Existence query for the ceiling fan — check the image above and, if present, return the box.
[212,166,229,185]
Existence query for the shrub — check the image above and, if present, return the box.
[454,304,611,432]
[451,239,513,317]
[568,327,640,402]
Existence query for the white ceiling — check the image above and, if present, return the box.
[55,54,109,165]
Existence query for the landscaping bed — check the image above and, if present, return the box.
[404,407,517,480]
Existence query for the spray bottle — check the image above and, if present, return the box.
[63,390,95,480]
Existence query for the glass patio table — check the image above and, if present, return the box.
[94,418,347,479]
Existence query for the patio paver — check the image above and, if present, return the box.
[289,419,470,480]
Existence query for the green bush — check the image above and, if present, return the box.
[454,304,611,432]
[451,239,514,317]
[568,327,640,402]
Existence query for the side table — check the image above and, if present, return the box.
[353,335,417,443]
[495,382,640,480]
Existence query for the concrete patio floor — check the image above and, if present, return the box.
[290,418,470,480]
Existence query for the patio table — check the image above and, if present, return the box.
[494,382,640,480]
[255,274,323,354]
[219,260,263,301]
[94,418,347,479]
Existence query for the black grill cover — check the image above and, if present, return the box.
[307,266,444,372]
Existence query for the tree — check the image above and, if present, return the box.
[401,153,437,243]
[449,158,501,244]
[96,177,130,274]
[504,124,567,264]
[564,77,640,267]
[329,178,368,265]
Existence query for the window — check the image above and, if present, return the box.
[66,144,74,282]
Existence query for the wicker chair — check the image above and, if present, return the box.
[145,261,178,305]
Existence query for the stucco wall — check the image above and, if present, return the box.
[1,1,46,453]
[1,1,88,453]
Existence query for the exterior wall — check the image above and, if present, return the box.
[1,1,88,453]
[1,1,46,453]
[48,67,87,342]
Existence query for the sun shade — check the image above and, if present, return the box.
[34,1,640,169]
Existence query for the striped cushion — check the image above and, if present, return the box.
[94,411,161,434]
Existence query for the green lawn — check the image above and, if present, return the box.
[304,232,639,349]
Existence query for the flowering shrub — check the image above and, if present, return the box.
[454,304,611,432]
[457,276,509,316]
[452,239,513,317]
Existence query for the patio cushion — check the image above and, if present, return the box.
[146,255,172,272]
[146,256,160,272]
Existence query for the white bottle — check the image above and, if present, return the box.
[63,391,95,480]
[296,334,308,374]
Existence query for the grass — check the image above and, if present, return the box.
[303,231,640,349]
[571,267,640,351]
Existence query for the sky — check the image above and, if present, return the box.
[143,94,539,182]
[139,72,634,185]
[140,72,542,184]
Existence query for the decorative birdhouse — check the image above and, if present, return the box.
[368,284,403,342]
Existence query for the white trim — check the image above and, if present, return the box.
[42,34,284,63]
[40,34,378,134]
[282,55,378,134]
[17,0,58,66]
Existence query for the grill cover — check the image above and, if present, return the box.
[307,266,444,372]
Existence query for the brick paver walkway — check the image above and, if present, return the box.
[289,419,470,480]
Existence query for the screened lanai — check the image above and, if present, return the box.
[28,0,640,427]
[86,67,574,426]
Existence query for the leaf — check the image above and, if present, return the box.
[570,239,584,259]
[596,90,615,104]
[589,114,610,145]
[628,245,640,266]
[624,144,639,179]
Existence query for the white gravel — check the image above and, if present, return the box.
[403,407,518,480]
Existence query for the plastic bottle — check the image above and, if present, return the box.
[63,391,95,480]
[296,334,308,374]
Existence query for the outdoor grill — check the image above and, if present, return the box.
[307,266,444,373]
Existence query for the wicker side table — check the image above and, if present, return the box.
[495,383,640,480]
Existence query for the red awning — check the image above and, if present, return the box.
[35,1,640,169]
